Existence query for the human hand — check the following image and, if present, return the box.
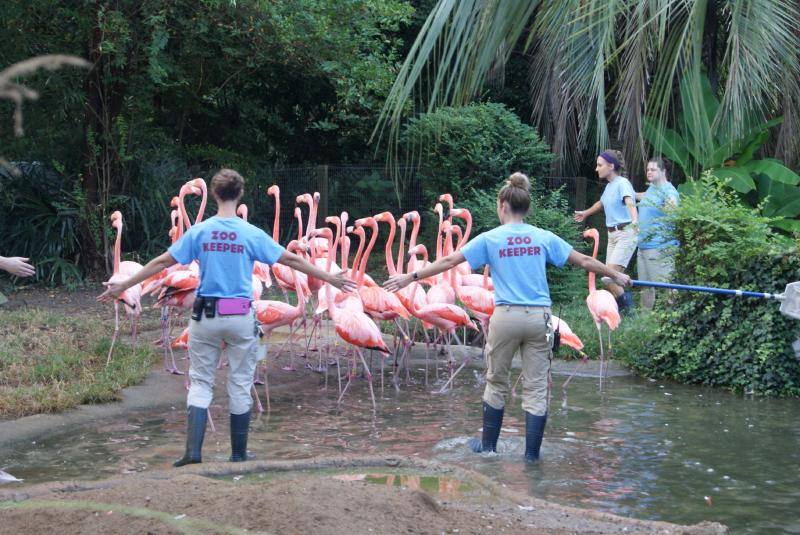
[574,210,587,223]
[0,256,35,277]
[614,272,632,287]
[383,273,413,293]
[328,271,357,293]
[97,281,127,303]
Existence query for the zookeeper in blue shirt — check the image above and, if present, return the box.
[574,149,639,312]
[635,157,679,310]
[385,173,631,462]
[99,169,356,467]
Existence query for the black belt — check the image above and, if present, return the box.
[607,222,630,232]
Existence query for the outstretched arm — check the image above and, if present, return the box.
[574,200,603,222]
[97,251,177,302]
[567,250,631,286]
[277,251,357,293]
[383,251,465,292]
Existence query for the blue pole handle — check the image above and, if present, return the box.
[632,280,782,300]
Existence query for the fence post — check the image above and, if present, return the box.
[575,176,587,210]
[316,164,329,226]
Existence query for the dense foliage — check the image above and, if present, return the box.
[0,0,413,276]
[621,177,800,396]
[402,103,553,203]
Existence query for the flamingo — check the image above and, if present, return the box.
[354,216,412,386]
[449,207,475,277]
[236,203,272,289]
[253,240,308,375]
[104,211,142,367]
[426,210,455,305]
[268,186,310,298]
[313,227,387,409]
[405,244,478,392]
[583,228,621,388]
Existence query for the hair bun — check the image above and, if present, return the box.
[507,172,530,192]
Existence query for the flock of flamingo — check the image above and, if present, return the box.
[104,177,623,411]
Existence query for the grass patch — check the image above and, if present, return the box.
[554,298,659,364]
[0,309,159,418]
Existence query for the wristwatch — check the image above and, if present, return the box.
[412,272,420,281]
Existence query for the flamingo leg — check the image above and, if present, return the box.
[355,347,377,410]
[252,384,264,414]
[561,351,589,393]
[596,323,605,391]
[106,301,121,368]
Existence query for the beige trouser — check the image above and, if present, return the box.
[483,305,552,416]
[187,310,259,415]
[606,227,637,268]
[637,247,676,310]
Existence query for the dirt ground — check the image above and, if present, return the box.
[0,456,727,535]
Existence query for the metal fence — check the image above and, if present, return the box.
[240,165,587,244]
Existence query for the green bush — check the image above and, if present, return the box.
[402,102,553,203]
[460,182,586,303]
[620,176,800,396]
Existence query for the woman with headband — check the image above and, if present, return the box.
[385,173,630,462]
[574,150,638,312]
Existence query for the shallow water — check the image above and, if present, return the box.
[2,368,799,533]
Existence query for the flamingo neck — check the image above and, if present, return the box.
[588,234,600,293]
[178,189,192,230]
[195,184,207,224]
[113,224,121,274]
[357,224,378,286]
[306,198,318,237]
[383,217,396,275]
[435,212,443,260]
[396,221,406,274]
[351,232,365,281]
[482,265,489,289]
[456,213,472,249]
[271,190,280,242]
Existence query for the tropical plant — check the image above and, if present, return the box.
[643,74,800,232]
[403,103,553,203]
[621,176,800,396]
[375,1,800,176]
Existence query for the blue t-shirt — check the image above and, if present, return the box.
[600,175,636,227]
[460,223,573,306]
[638,181,679,249]
[168,216,285,298]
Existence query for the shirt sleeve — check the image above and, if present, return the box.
[545,232,573,268]
[460,233,489,270]
[620,178,636,201]
[168,228,196,265]
[253,230,286,266]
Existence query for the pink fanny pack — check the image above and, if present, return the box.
[216,297,251,316]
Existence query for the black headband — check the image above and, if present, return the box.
[599,151,621,169]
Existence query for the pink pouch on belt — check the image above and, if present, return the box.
[216,297,251,315]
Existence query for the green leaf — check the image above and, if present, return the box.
[642,117,689,174]
[745,159,800,185]
[770,218,800,233]
[712,167,756,193]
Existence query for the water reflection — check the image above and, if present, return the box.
[2,371,799,533]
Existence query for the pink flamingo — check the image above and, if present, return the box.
[313,227,388,409]
[268,186,310,298]
[406,244,478,392]
[584,228,621,388]
[427,208,455,305]
[253,240,308,376]
[105,211,142,367]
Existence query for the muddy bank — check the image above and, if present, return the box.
[0,455,726,534]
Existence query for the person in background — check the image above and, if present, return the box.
[385,173,631,462]
[574,149,638,312]
[635,157,679,310]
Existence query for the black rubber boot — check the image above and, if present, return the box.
[174,406,207,467]
[524,411,547,462]
[229,410,252,462]
[468,402,504,453]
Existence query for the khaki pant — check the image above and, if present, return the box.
[637,247,676,310]
[483,305,552,416]
[187,310,259,415]
[606,227,637,267]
